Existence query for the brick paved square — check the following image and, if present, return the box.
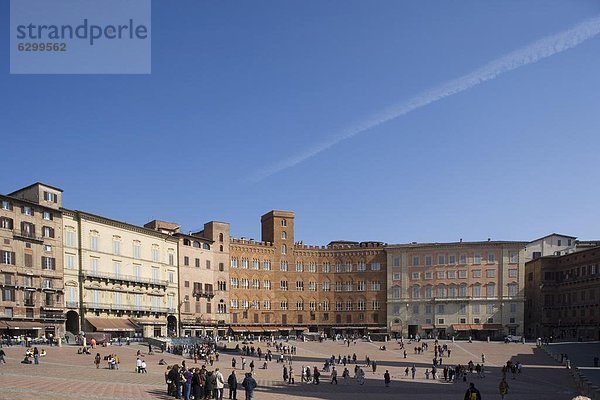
[0,340,581,400]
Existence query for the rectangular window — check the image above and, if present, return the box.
[263,261,271,270]
[168,271,175,283]
[133,243,141,259]
[152,247,160,262]
[474,253,481,264]
[447,270,456,279]
[412,272,420,280]
[458,270,467,279]
[509,252,518,263]
[412,256,419,266]
[459,285,467,297]
[459,304,467,315]
[392,287,401,298]
[322,281,330,291]
[42,226,55,238]
[43,191,57,202]
[425,256,432,266]
[280,281,288,291]
[508,269,518,278]
[412,286,420,298]
[308,281,317,291]
[436,271,445,279]
[1,200,12,210]
[424,271,432,279]
[371,262,381,271]
[424,286,432,298]
[487,253,495,263]
[392,273,401,280]
[184,256,189,266]
[487,304,494,314]
[393,257,401,267]
[486,269,495,278]
[22,206,33,216]
[437,304,445,314]
[425,305,432,314]
[42,211,53,220]
[357,281,365,291]
[460,254,467,264]
[345,262,352,272]
[280,261,288,271]
[509,303,517,313]
[41,256,55,270]
[322,262,330,273]
[112,239,121,255]
[472,269,481,278]
[448,254,456,265]
[296,262,304,272]
[357,261,366,272]
[263,280,271,290]
[1,251,16,265]
[472,285,481,297]
[438,255,445,265]
[472,304,480,314]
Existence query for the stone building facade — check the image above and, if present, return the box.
[0,183,65,339]
[385,241,527,339]
[145,220,231,338]
[228,211,388,336]
[524,246,600,341]
[63,210,179,338]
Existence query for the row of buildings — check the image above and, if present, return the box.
[1,182,598,341]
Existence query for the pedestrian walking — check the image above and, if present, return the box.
[499,377,509,400]
[384,370,391,387]
[331,366,338,384]
[464,382,482,400]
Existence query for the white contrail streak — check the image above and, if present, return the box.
[248,15,600,183]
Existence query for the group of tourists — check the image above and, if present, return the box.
[165,363,257,400]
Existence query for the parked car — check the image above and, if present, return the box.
[504,335,523,343]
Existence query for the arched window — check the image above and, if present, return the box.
[281,244,287,255]
[219,233,224,242]
[281,231,287,240]
[183,239,191,246]
[193,241,200,248]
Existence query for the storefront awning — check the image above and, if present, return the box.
[452,324,471,331]
[294,326,308,331]
[421,324,434,330]
[86,317,140,332]
[0,321,8,330]
[133,319,166,326]
[482,324,503,330]
[4,321,43,330]
[278,327,295,331]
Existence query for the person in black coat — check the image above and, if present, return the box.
[464,382,482,400]
[228,370,238,400]
[168,364,182,399]
[192,368,204,400]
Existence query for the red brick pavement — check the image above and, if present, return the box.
[0,340,583,399]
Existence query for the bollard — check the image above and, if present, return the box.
[57,337,62,347]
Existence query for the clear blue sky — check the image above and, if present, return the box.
[2,1,600,245]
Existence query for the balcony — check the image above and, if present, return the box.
[193,290,215,300]
[66,301,79,308]
[82,270,168,288]
[40,311,66,320]
[12,230,43,243]
[83,302,169,314]
[23,300,35,307]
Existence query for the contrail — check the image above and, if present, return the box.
[248,15,600,183]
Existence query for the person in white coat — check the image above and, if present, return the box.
[214,368,226,400]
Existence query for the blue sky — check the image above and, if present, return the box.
[2,1,600,245]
